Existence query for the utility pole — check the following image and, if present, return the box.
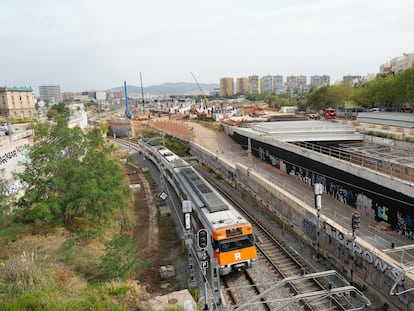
[350,212,360,284]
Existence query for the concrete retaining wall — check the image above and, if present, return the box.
[191,142,414,310]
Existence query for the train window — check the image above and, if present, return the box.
[219,235,254,252]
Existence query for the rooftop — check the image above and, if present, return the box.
[241,120,364,142]
[0,87,33,92]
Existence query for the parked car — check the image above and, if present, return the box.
[323,108,336,119]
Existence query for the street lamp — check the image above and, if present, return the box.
[314,182,323,258]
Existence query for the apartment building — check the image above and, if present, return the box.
[39,84,62,102]
[248,75,260,94]
[343,75,361,85]
[262,75,273,93]
[272,75,285,95]
[310,75,330,87]
[380,53,414,74]
[390,53,414,73]
[0,87,36,119]
[236,77,248,95]
[286,75,307,95]
[219,77,234,97]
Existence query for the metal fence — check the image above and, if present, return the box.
[292,141,414,184]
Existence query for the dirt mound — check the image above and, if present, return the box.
[148,120,193,141]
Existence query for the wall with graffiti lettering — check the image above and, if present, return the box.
[192,138,414,308]
[228,132,414,241]
[0,139,30,181]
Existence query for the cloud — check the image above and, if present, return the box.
[1,0,413,91]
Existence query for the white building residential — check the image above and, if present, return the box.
[380,53,414,74]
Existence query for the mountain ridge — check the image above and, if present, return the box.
[110,82,219,96]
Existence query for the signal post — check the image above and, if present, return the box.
[350,212,360,284]
[182,200,197,288]
[197,228,209,311]
[183,200,222,310]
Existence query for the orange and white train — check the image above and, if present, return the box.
[139,139,257,275]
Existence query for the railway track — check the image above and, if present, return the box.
[199,168,358,311]
[113,138,366,311]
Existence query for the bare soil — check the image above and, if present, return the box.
[124,162,187,298]
[125,119,223,304]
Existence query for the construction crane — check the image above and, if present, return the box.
[124,81,134,119]
[140,72,145,114]
[190,72,211,108]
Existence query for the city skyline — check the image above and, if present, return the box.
[1,0,413,92]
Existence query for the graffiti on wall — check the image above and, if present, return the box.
[258,146,414,240]
[302,215,317,241]
[356,193,375,218]
[0,144,30,167]
[323,222,414,306]
[396,211,414,239]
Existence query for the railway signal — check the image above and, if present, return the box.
[197,229,209,250]
[351,212,361,231]
[314,182,323,258]
[350,212,360,284]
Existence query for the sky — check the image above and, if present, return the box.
[1,0,413,93]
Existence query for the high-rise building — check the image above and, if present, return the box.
[272,75,285,95]
[219,77,234,97]
[39,84,62,102]
[286,75,307,95]
[236,77,249,94]
[310,75,330,87]
[248,75,260,94]
[0,87,36,119]
[262,75,273,93]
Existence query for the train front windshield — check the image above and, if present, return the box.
[218,235,254,252]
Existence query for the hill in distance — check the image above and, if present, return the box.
[111,82,219,96]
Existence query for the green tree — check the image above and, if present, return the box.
[397,66,414,104]
[46,102,70,120]
[371,74,400,108]
[306,84,357,111]
[15,117,130,232]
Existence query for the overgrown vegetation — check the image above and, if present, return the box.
[15,116,131,234]
[0,117,148,310]
[139,127,191,157]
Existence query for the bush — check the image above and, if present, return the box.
[101,234,145,281]
[58,239,76,265]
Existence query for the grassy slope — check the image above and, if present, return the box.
[0,151,149,310]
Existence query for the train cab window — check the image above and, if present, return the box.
[218,235,254,252]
